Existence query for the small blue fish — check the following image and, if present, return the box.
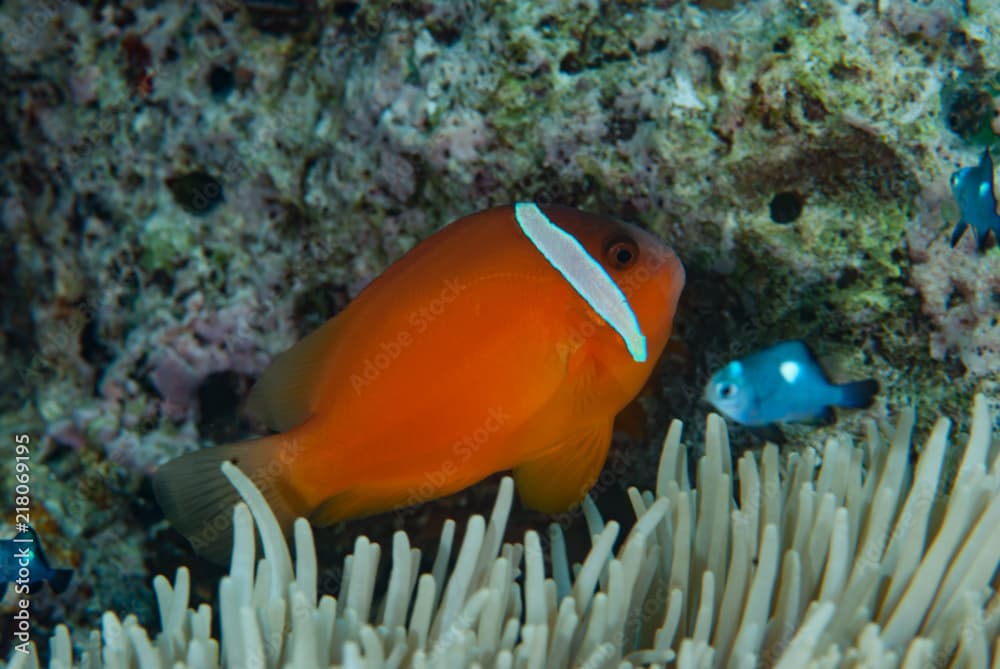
[950,148,1000,250]
[705,340,878,440]
[0,526,72,595]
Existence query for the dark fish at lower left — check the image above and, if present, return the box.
[0,526,72,595]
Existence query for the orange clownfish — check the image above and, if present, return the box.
[154,203,685,562]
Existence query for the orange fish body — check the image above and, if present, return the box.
[155,204,684,562]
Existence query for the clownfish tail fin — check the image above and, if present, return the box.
[153,435,307,565]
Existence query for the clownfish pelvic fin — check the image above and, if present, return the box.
[514,418,614,513]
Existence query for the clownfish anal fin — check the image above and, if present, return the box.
[514,419,613,513]
[245,315,344,432]
[308,489,363,527]
[310,483,427,526]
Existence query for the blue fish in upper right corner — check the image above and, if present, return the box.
[704,340,878,443]
[0,526,72,595]
[950,148,1000,250]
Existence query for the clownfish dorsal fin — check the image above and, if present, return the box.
[514,419,614,513]
[246,315,345,432]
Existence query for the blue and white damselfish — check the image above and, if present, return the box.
[950,148,1000,251]
[704,340,878,441]
[0,525,72,596]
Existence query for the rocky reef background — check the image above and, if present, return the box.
[1,0,998,659]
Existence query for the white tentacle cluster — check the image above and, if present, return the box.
[9,396,1000,669]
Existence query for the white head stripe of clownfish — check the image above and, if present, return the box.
[514,202,647,363]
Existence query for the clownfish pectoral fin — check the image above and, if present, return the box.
[514,419,613,513]
[245,315,345,432]
[309,483,428,526]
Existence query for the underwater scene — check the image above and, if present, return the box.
[1,0,999,667]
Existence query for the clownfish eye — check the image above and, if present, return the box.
[605,236,639,270]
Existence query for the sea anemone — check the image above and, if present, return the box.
[8,396,1000,668]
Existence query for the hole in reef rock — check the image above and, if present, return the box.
[166,171,225,215]
[945,86,994,141]
[559,52,583,74]
[769,191,804,223]
[208,64,235,98]
[81,316,113,367]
